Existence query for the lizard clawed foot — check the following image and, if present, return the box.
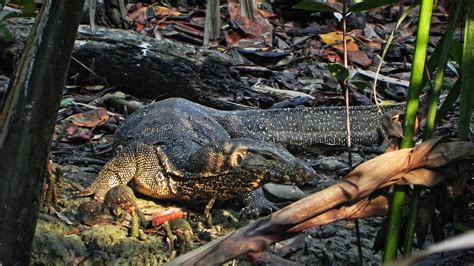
[239,188,279,219]
[75,186,107,200]
[75,188,94,197]
[239,201,279,220]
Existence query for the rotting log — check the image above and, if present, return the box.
[0,18,300,109]
[0,0,85,264]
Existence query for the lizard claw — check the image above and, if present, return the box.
[76,188,94,197]
[75,187,106,200]
[239,187,279,219]
[239,201,279,219]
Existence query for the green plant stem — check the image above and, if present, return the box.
[403,186,421,255]
[459,0,474,141]
[383,0,434,261]
[384,186,407,260]
[423,0,463,140]
[404,0,464,256]
[437,79,461,122]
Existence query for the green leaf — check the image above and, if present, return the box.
[350,80,369,91]
[9,0,36,13]
[447,60,459,77]
[349,0,398,12]
[437,78,461,121]
[450,39,463,66]
[292,0,339,13]
[60,98,75,107]
[328,63,349,83]
[0,23,14,43]
[2,10,36,20]
[459,0,474,140]
[1,0,36,20]
[453,223,474,232]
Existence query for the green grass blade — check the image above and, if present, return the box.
[371,2,418,105]
[459,0,474,140]
[423,0,464,140]
[437,79,461,121]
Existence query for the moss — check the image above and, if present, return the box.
[32,219,87,264]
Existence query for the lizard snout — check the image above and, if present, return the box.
[290,159,318,183]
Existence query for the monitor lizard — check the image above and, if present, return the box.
[78,98,404,214]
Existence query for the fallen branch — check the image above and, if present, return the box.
[168,138,474,265]
[1,18,302,109]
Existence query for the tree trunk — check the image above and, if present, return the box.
[0,0,85,264]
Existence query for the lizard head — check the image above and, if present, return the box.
[188,138,317,188]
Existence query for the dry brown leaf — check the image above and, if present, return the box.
[256,8,276,19]
[399,168,446,187]
[288,195,389,232]
[319,31,359,51]
[228,2,273,47]
[154,6,182,17]
[351,28,382,50]
[67,108,109,128]
[320,49,343,63]
[425,141,474,168]
[347,50,372,67]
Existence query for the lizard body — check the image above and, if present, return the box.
[80,98,403,206]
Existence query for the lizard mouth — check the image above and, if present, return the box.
[256,159,317,184]
[288,160,317,183]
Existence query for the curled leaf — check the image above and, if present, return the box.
[320,31,359,51]
[67,108,109,128]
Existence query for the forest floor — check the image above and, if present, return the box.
[33,125,385,264]
[1,0,471,264]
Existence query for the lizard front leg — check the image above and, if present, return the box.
[240,187,279,218]
[77,142,161,199]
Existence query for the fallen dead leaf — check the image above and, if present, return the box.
[154,6,182,17]
[319,31,359,51]
[320,49,342,63]
[348,50,372,67]
[227,2,273,47]
[67,108,109,128]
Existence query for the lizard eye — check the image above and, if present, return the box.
[235,153,243,165]
[230,151,244,166]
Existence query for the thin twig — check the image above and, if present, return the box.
[371,3,417,109]
[342,1,362,265]
[70,56,110,87]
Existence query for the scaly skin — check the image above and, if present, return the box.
[80,98,403,207]
[79,139,316,203]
